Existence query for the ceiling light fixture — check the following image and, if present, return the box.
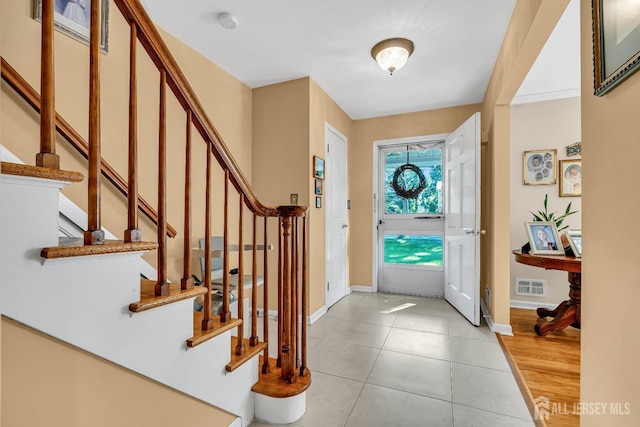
[217,12,238,30]
[371,38,414,75]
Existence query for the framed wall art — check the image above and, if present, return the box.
[559,159,582,197]
[34,0,110,53]
[593,0,640,96]
[313,156,325,180]
[523,149,556,185]
[314,179,323,195]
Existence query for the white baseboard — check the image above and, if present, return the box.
[510,300,558,310]
[349,285,373,293]
[480,297,513,336]
[266,305,326,325]
[308,305,326,324]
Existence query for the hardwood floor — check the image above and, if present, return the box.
[498,308,580,427]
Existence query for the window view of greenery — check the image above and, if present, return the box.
[385,148,442,214]
[384,235,443,266]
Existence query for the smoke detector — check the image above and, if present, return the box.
[217,12,238,30]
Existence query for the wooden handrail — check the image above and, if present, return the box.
[0,57,177,238]
[113,0,278,218]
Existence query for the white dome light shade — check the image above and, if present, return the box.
[371,38,414,75]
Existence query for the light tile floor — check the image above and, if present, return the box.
[251,292,533,427]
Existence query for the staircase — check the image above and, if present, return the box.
[0,0,310,425]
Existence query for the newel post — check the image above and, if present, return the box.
[277,205,308,383]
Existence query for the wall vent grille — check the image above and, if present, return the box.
[515,278,547,297]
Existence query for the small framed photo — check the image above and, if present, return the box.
[34,0,110,53]
[524,221,564,255]
[563,230,582,258]
[313,156,325,180]
[559,159,582,197]
[523,149,556,185]
[315,196,322,209]
[314,179,323,195]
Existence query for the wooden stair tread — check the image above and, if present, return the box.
[1,161,83,182]
[226,337,267,372]
[187,311,242,348]
[252,356,311,398]
[129,280,207,313]
[41,238,158,259]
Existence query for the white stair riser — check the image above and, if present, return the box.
[0,173,256,425]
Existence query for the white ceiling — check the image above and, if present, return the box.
[142,0,580,120]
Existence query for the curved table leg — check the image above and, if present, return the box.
[534,272,581,336]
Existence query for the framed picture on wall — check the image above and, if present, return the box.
[314,179,323,195]
[315,196,322,209]
[523,149,557,185]
[313,156,325,180]
[559,159,582,197]
[34,0,110,53]
[524,221,564,255]
[593,0,640,96]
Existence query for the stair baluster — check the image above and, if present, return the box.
[37,0,59,169]
[125,22,141,243]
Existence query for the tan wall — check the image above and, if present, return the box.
[579,0,640,424]
[252,78,351,316]
[309,79,353,313]
[349,104,481,288]
[0,0,253,282]
[252,78,310,311]
[510,97,582,306]
[480,0,569,325]
[1,317,236,427]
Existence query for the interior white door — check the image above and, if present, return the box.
[444,113,481,325]
[325,125,347,308]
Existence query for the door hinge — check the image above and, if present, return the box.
[327,143,330,153]
[327,282,330,290]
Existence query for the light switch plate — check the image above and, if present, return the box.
[290,193,298,205]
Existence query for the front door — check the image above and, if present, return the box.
[325,125,348,308]
[444,113,481,325]
[377,141,445,297]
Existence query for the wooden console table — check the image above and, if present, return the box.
[512,250,581,336]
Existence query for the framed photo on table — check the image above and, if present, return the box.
[563,230,582,258]
[593,0,640,96]
[559,159,582,197]
[34,0,110,53]
[523,149,556,185]
[524,221,564,255]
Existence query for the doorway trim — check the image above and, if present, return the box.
[372,133,450,293]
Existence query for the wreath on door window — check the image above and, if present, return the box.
[391,164,427,199]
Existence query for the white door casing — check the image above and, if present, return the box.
[444,113,481,325]
[325,124,348,308]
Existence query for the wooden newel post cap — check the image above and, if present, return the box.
[277,206,308,217]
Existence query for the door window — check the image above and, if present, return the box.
[384,147,442,215]
[384,234,443,266]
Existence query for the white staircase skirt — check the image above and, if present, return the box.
[0,171,260,425]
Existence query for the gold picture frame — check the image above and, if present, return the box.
[559,159,582,197]
[523,149,556,185]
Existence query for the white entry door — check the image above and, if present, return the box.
[444,113,481,325]
[325,125,347,308]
